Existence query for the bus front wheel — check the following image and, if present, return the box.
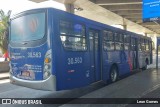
[110,66,118,82]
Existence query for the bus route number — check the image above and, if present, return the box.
[28,52,41,58]
[68,57,82,65]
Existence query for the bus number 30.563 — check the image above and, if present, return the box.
[67,57,82,65]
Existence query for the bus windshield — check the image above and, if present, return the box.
[10,12,45,42]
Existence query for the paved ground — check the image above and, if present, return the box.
[0,72,9,80]
[0,77,105,107]
[59,68,160,107]
[0,61,9,73]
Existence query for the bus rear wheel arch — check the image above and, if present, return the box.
[109,64,119,83]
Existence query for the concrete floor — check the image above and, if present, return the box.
[59,68,160,107]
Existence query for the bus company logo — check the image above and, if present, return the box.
[2,99,11,104]
[29,18,38,32]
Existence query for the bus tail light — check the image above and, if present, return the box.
[43,50,52,80]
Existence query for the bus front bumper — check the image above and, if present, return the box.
[10,75,56,91]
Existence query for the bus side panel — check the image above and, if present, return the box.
[125,51,131,72]
[102,51,112,81]
[53,13,90,90]
[56,52,90,90]
[102,50,130,81]
[120,50,131,75]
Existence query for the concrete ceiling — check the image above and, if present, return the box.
[91,0,160,34]
[29,0,160,36]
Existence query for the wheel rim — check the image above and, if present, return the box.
[111,69,117,82]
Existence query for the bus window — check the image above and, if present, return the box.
[119,34,124,50]
[138,39,142,51]
[60,20,87,51]
[103,30,114,51]
[146,40,149,51]
[89,32,94,51]
[131,38,136,51]
[95,32,99,51]
[143,39,146,51]
[124,35,130,50]
[115,33,124,50]
[90,31,99,51]
[119,34,124,42]
[141,39,145,51]
[149,41,152,50]
[11,12,45,42]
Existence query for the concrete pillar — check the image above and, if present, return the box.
[154,34,158,50]
[122,25,127,30]
[145,33,147,36]
[65,4,75,13]
[122,18,127,30]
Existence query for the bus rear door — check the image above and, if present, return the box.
[89,29,101,82]
[131,37,138,70]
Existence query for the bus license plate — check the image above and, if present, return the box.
[22,71,30,77]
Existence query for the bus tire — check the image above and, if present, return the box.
[110,65,118,82]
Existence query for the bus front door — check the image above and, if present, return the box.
[89,29,101,83]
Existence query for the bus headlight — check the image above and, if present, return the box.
[44,64,50,70]
[43,50,52,80]
[43,71,51,80]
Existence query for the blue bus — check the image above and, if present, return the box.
[9,8,152,91]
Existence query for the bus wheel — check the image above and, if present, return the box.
[110,66,118,82]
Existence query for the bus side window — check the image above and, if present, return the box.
[59,20,87,51]
[131,37,136,51]
[115,33,124,50]
[103,30,114,51]
[146,40,149,51]
[144,39,146,50]
[138,39,142,51]
[124,35,130,50]
[141,38,145,51]
[119,34,124,50]
[149,41,151,50]
[115,33,119,50]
